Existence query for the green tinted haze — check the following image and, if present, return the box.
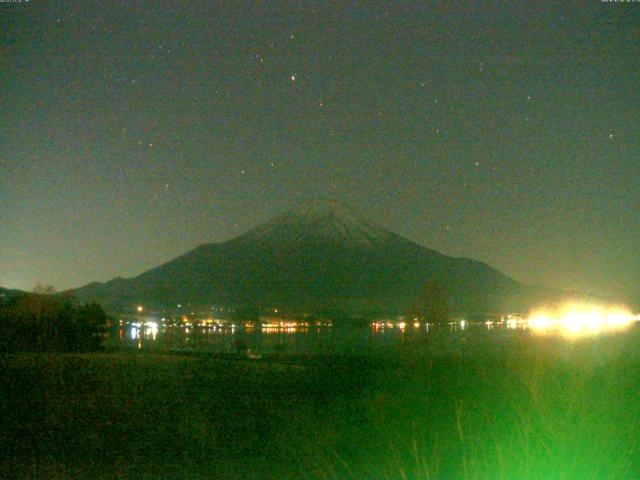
[1,1,638,305]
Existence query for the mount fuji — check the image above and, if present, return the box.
[70,200,557,315]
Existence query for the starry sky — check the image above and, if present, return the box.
[2,1,639,306]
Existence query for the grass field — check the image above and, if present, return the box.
[2,338,640,479]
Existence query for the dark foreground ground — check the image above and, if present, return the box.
[2,340,640,479]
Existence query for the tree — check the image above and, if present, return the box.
[0,294,108,353]
[410,278,450,323]
[33,283,56,295]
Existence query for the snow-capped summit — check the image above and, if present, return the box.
[237,199,392,248]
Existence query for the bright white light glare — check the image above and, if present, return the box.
[527,302,638,338]
[145,321,158,340]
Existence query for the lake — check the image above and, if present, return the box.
[106,317,640,361]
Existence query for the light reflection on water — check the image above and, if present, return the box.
[107,318,640,359]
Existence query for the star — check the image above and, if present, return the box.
[290,74,296,82]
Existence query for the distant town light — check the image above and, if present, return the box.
[146,321,158,340]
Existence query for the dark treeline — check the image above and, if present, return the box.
[0,293,108,353]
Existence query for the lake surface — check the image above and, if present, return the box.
[106,319,640,361]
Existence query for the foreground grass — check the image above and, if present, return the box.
[1,339,640,479]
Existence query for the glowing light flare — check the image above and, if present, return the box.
[527,314,552,332]
[145,321,158,340]
[506,319,518,330]
[527,303,638,338]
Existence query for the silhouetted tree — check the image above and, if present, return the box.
[33,283,56,295]
[410,278,450,323]
[0,294,108,352]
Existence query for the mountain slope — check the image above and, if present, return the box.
[0,287,29,302]
[71,200,559,314]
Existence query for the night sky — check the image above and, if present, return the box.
[2,1,639,305]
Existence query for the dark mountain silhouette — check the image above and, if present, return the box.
[0,287,29,302]
[70,200,560,315]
